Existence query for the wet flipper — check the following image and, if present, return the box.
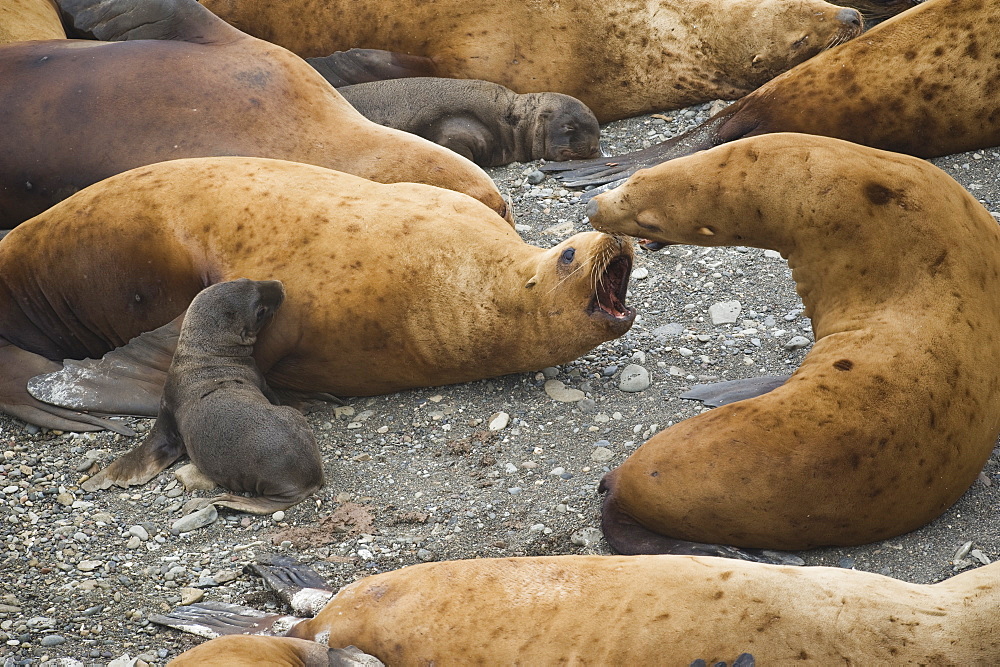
[149,601,305,638]
[599,484,803,565]
[681,375,790,407]
[0,338,135,435]
[247,556,334,616]
[690,655,755,667]
[28,316,181,418]
[308,49,437,87]
[273,389,348,411]
[81,419,185,491]
[56,0,242,44]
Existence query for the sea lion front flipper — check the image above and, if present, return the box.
[599,486,802,565]
[0,338,135,435]
[680,375,790,408]
[56,0,242,44]
[28,315,182,418]
[308,48,437,87]
[246,556,334,616]
[82,419,185,491]
[149,601,305,638]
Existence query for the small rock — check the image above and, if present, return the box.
[541,367,559,379]
[618,364,651,392]
[125,536,141,550]
[544,379,585,403]
[631,267,649,280]
[77,560,102,572]
[571,527,603,547]
[526,170,545,185]
[170,505,218,534]
[128,525,149,541]
[577,398,597,414]
[971,549,991,566]
[709,301,742,325]
[417,549,435,562]
[179,588,204,605]
[763,249,783,259]
[488,412,510,431]
[40,634,66,647]
[549,467,566,476]
[591,447,614,462]
[272,511,285,522]
[783,336,811,351]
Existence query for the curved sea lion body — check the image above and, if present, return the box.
[0,0,508,228]
[199,0,863,122]
[337,78,600,166]
[548,0,1000,187]
[83,279,325,512]
[171,555,1000,664]
[0,157,634,431]
[586,134,1000,552]
[0,0,65,43]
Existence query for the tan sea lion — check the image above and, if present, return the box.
[548,0,1000,188]
[83,279,325,513]
[1,157,634,442]
[337,78,601,166]
[0,0,508,229]
[161,554,1000,664]
[198,0,863,122]
[583,133,1000,555]
[0,0,65,43]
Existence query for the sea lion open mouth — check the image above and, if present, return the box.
[588,253,635,323]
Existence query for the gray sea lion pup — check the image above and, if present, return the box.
[334,78,601,166]
[83,279,324,514]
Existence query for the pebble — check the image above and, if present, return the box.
[40,634,66,647]
[783,335,811,351]
[618,364,650,392]
[128,525,149,541]
[77,560,103,572]
[272,511,285,522]
[571,527,603,547]
[170,504,218,534]
[544,379,585,402]
[709,301,742,325]
[179,588,205,605]
[591,447,614,462]
[526,169,545,185]
[631,267,649,280]
[417,549,435,562]
[488,412,510,431]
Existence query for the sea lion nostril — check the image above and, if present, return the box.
[836,8,862,28]
[585,198,600,220]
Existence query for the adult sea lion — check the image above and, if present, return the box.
[160,554,1000,664]
[83,279,325,513]
[336,78,601,166]
[547,0,1000,187]
[585,134,1000,554]
[0,0,65,43]
[198,0,864,122]
[0,0,508,229]
[2,157,635,439]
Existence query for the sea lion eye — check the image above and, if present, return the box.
[255,306,268,321]
[560,248,576,264]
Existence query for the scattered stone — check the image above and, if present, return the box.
[40,634,66,647]
[171,505,218,534]
[571,527,603,547]
[417,549,435,562]
[128,525,149,541]
[272,511,286,522]
[77,560,102,573]
[971,549,991,565]
[783,336,811,351]
[631,267,649,280]
[526,169,545,185]
[179,588,205,605]
[709,301,742,325]
[544,379,585,402]
[591,447,614,462]
[488,412,510,431]
[618,364,651,392]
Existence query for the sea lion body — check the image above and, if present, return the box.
[83,279,325,511]
[0,157,634,432]
[337,78,601,166]
[171,554,1000,664]
[199,0,863,122]
[0,0,508,228]
[0,0,65,43]
[586,134,1000,551]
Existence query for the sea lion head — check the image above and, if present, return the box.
[839,0,919,20]
[521,232,636,341]
[183,278,286,347]
[520,93,602,162]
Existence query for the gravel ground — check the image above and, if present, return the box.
[2,102,999,666]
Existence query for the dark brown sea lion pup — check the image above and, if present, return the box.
[0,0,65,43]
[547,0,1000,187]
[0,0,508,229]
[1,157,634,438]
[585,133,1000,555]
[159,554,1000,664]
[336,78,600,166]
[198,0,863,122]
[83,279,324,514]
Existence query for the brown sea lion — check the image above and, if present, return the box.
[83,279,325,514]
[583,133,1000,554]
[198,0,863,122]
[2,157,634,440]
[547,0,1000,188]
[161,554,1000,664]
[0,0,508,229]
[336,78,600,166]
[0,0,65,43]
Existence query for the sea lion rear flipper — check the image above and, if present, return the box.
[0,338,135,435]
[28,315,182,418]
[210,492,312,515]
[82,418,185,491]
[149,601,305,638]
[308,49,437,87]
[599,484,803,565]
[56,0,241,44]
[680,375,790,408]
[246,556,334,616]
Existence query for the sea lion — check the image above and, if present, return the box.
[160,554,1000,664]
[2,157,634,442]
[583,133,1000,554]
[0,0,508,229]
[198,0,863,122]
[0,0,65,43]
[546,0,1000,188]
[82,279,325,514]
[336,78,601,166]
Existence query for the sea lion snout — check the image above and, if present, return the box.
[834,8,863,30]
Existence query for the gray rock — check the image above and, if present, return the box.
[618,364,651,392]
[783,336,811,351]
[591,447,614,462]
[544,379,585,402]
[526,170,545,185]
[571,527,603,547]
[709,301,742,325]
[170,505,218,534]
[40,634,66,647]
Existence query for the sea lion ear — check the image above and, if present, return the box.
[524,275,539,289]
